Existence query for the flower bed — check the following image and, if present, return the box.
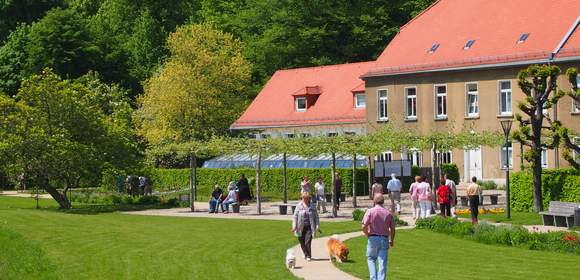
[416,216,580,255]
[455,208,505,215]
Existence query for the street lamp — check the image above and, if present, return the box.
[500,120,513,219]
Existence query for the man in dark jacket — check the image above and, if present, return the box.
[333,173,342,211]
[237,174,252,203]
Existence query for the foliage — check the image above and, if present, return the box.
[0,226,60,280]
[135,23,252,145]
[151,167,368,201]
[0,0,64,42]
[440,163,459,183]
[479,180,498,190]
[0,24,30,96]
[0,70,140,208]
[416,216,580,255]
[512,65,567,211]
[511,169,579,212]
[558,67,580,169]
[352,208,365,221]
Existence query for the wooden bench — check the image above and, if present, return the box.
[274,203,297,215]
[540,201,579,228]
[459,194,502,206]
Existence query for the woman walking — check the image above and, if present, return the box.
[408,176,421,219]
[300,176,312,194]
[416,176,432,219]
[291,192,320,261]
[314,177,327,213]
[467,176,483,224]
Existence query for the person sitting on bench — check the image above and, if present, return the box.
[209,185,223,213]
[222,182,238,213]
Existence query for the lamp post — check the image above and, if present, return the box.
[500,120,513,219]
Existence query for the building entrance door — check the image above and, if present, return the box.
[464,147,482,182]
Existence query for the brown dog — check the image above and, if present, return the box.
[327,235,349,263]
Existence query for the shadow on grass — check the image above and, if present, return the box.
[60,203,177,215]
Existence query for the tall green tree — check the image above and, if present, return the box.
[0,69,140,209]
[512,65,565,212]
[0,0,64,42]
[0,24,30,96]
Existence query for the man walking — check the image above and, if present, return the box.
[386,173,402,214]
[362,194,396,280]
[444,174,457,217]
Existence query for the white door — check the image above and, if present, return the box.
[464,147,482,182]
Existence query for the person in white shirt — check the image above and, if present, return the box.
[416,177,432,219]
[314,176,327,213]
[222,183,238,213]
[386,173,402,214]
[408,176,421,219]
[444,174,458,217]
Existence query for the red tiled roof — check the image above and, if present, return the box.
[365,0,580,77]
[231,62,374,129]
[558,23,580,58]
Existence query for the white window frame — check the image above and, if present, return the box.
[295,97,307,112]
[377,89,388,121]
[498,80,513,116]
[465,82,479,117]
[300,133,311,138]
[376,151,393,162]
[500,142,513,170]
[573,75,580,113]
[259,134,271,139]
[541,148,548,169]
[405,87,418,120]
[344,131,356,136]
[436,150,453,165]
[327,132,338,137]
[434,84,447,119]
[354,93,366,108]
[285,133,295,138]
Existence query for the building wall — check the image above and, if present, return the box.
[365,62,580,182]
[244,123,367,139]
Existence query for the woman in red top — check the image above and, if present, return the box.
[437,178,452,217]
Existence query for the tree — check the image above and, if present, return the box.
[0,0,64,42]
[0,24,30,96]
[25,8,101,79]
[512,65,565,212]
[135,23,252,145]
[558,68,580,169]
[0,69,140,209]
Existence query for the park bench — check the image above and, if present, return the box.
[459,194,502,206]
[274,203,297,215]
[539,201,579,228]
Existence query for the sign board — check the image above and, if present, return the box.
[374,160,412,177]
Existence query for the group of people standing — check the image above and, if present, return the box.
[299,174,343,214]
[407,174,458,219]
[207,174,253,214]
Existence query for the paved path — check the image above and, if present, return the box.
[0,190,52,199]
[288,225,415,280]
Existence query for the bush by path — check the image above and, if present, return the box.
[416,216,580,255]
[511,169,579,212]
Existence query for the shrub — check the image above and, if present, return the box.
[352,209,365,221]
[511,169,579,212]
[151,167,369,201]
[440,163,460,183]
[479,180,498,190]
[416,216,580,255]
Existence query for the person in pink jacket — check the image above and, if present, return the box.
[408,176,421,219]
[416,176,432,219]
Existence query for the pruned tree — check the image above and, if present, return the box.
[512,65,565,212]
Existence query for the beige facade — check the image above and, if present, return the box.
[248,123,367,139]
[364,62,580,183]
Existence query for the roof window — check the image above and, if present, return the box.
[463,40,475,50]
[517,33,530,43]
[428,43,440,53]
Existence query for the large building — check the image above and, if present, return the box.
[362,0,580,181]
[233,0,580,182]
[230,61,374,138]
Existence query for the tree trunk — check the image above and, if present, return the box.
[432,143,439,207]
[190,154,197,212]
[532,113,544,212]
[283,152,287,204]
[367,156,373,199]
[256,152,262,215]
[352,153,357,208]
[44,185,71,209]
[331,153,337,218]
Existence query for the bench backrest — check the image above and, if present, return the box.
[548,201,579,214]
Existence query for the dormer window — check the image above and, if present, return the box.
[355,93,366,108]
[463,40,475,50]
[517,33,530,44]
[428,43,440,53]
[295,97,307,111]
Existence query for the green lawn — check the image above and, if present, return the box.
[458,211,541,225]
[337,230,580,280]
[0,196,359,280]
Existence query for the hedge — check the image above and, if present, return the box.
[151,168,371,201]
[511,169,580,212]
[440,163,460,183]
